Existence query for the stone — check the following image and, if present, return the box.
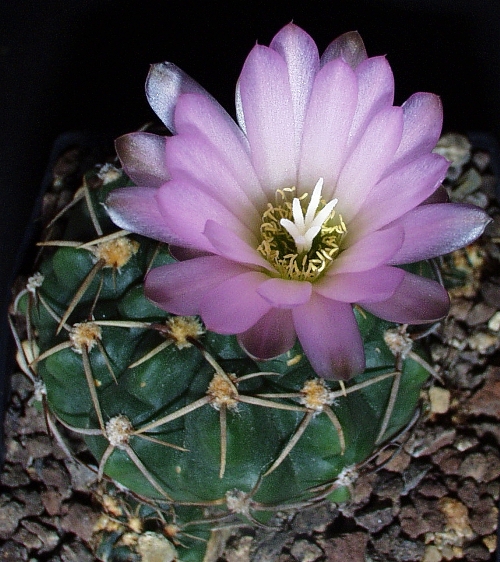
[418,478,448,498]
[467,367,500,419]
[0,464,30,487]
[13,526,42,550]
[40,462,71,490]
[399,497,445,539]
[407,427,456,458]
[0,540,28,561]
[318,532,368,562]
[465,303,496,326]
[0,497,24,540]
[41,488,65,516]
[59,539,95,562]
[60,503,100,544]
[481,280,500,308]
[373,472,404,502]
[458,453,488,481]
[487,311,500,331]
[467,332,498,354]
[289,539,323,562]
[26,434,55,459]
[469,497,498,536]
[483,451,500,482]
[428,387,450,414]
[354,504,394,533]
[371,525,425,561]
[457,479,481,509]
[21,520,60,553]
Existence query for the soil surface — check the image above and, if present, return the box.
[2,134,500,561]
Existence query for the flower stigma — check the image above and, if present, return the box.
[257,178,347,282]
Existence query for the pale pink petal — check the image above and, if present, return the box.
[348,153,449,237]
[171,93,268,210]
[106,187,182,245]
[238,308,296,359]
[115,133,169,188]
[388,203,491,264]
[237,44,297,192]
[257,278,312,308]
[297,59,358,195]
[269,23,320,153]
[203,220,274,271]
[335,106,403,218]
[146,62,216,133]
[347,57,395,150]
[315,266,405,303]
[320,31,367,68]
[145,257,248,315]
[166,131,261,230]
[156,176,257,253]
[360,271,450,324]
[331,225,404,274]
[200,271,271,333]
[384,93,444,176]
[293,294,365,380]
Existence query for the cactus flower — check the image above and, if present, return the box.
[107,24,490,380]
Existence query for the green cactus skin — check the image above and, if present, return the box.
[14,166,433,561]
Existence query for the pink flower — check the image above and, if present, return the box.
[107,24,490,380]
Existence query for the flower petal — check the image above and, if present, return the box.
[316,266,405,303]
[200,271,271,333]
[146,62,215,133]
[106,187,182,245]
[320,31,367,68]
[237,44,297,192]
[203,220,274,271]
[332,225,404,274]
[115,132,169,188]
[348,153,449,237]
[347,56,395,150]
[238,308,296,360]
[388,203,491,264]
[335,106,403,218]
[384,93,444,176]
[168,94,265,219]
[293,294,365,380]
[269,23,320,154]
[145,256,248,315]
[156,176,257,252]
[257,278,312,308]
[360,271,450,324]
[297,58,358,194]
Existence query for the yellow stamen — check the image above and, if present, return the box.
[257,184,346,282]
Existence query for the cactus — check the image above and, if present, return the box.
[10,162,438,561]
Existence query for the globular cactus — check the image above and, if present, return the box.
[13,19,492,560]
[11,164,436,561]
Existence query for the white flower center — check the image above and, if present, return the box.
[279,178,338,254]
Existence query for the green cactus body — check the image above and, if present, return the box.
[15,167,433,561]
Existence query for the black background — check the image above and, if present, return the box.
[1,2,500,532]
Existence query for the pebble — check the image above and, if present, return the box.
[468,331,498,354]
[0,498,25,540]
[289,539,323,562]
[354,504,394,533]
[429,387,451,414]
[318,532,368,562]
[487,310,500,331]
[466,302,497,326]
